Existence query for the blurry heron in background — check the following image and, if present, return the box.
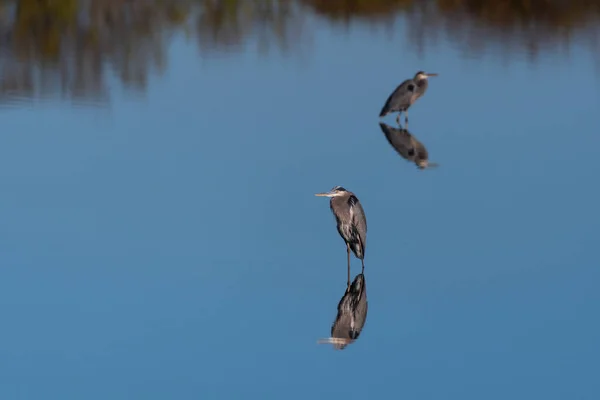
[379,71,438,125]
[315,186,367,289]
[379,122,439,169]
[318,273,368,350]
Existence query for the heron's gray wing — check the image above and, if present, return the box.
[378,122,416,161]
[349,275,367,336]
[379,78,416,116]
[348,195,367,254]
[352,296,368,337]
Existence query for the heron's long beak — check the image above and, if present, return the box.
[315,191,334,197]
[426,73,438,77]
[428,162,440,168]
[317,337,353,345]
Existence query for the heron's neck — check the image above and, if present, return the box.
[416,78,428,88]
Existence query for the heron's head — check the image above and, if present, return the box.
[417,160,439,169]
[316,336,353,350]
[414,71,438,80]
[315,185,348,198]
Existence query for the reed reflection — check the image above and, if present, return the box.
[194,0,304,56]
[318,273,368,350]
[193,0,600,62]
[1,0,597,107]
[0,0,189,107]
[379,122,439,170]
[302,0,600,62]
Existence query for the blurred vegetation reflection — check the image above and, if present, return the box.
[0,0,598,106]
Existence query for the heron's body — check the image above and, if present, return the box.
[379,71,438,125]
[330,194,366,260]
[315,186,367,288]
[379,122,439,169]
[329,273,368,350]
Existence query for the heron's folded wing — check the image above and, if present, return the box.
[348,196,367,253]
[378,122,415,161]
[379,79,415,115]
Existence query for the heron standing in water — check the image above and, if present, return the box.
[315,186,367,289]
[318,273,368,350]
[379,71,438,125]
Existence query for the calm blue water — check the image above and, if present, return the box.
[0,5,599,400]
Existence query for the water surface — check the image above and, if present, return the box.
[0,1,599,399]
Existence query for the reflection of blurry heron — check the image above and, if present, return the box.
[318,273,368,350]
[379,71,438,125]
[379,122,439,170]
[315,186,367,289]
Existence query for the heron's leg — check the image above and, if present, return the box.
[346,244,351,290]
[361,258,365,274]
[396,113,401,126]
[405,110,409,125]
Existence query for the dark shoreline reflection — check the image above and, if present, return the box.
[0,0,598,107]
[379,122,438,170]
[0,0,189,108]
[318,273,368,350]
[302,0,600,62]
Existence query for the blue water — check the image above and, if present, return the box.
[0,6,599,400]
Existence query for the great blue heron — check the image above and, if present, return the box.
[379,71,438,125]
[379,122,439,169]
[317,273,368,350]
[315,186,367,288]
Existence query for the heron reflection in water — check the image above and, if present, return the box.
[315,186,367,289]
[318,273,368,350]
[379,71,438,125]
[379,122,439,170]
